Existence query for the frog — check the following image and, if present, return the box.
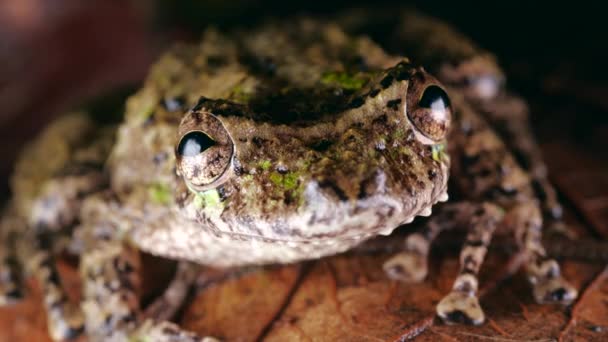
[0,19,452,341]
[339,7,578,324]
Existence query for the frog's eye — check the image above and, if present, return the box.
[407,84,452,141]
[176,112,234,190]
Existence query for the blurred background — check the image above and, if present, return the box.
[1,0,607,200]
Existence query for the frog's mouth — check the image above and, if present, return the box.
[203,172,450,246]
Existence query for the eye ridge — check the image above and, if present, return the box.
[418,85,451,110]
[177,131,216,157]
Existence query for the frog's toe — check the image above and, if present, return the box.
[436,291,485,326]
[532,276,578,305]
[383,251,428,283]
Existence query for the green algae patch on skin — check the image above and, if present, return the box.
[193,189,223,210]
[320,71,368,91]
[432,143,447,162]
[149,183,172,205]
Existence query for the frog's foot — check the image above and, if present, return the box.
[437,203,501,326]
[532,275,578,305]
[527,259,577,305]
[383,250,428,283]
[508,203,578,305]
[136,320,221,342]
[437,290,485,325]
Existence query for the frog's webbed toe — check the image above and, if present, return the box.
[436,290,485,325]
[527,258,577,305]
[531,275,578,305]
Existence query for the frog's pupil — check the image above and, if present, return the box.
[419,85,450,111]
[178,131,215,157]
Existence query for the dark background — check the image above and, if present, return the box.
[1,0,607,199]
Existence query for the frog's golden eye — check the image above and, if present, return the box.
[407,84,452,141]
[176,112,234,190]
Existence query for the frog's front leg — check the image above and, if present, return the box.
[81,238,216,341]
[506,201,578,305]
[435,202,503,325]
[383,201,503,325]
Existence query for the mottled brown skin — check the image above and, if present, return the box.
[0,20,451,341]
[340,8,577,325]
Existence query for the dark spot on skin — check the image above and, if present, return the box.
[512,149,532,170]
[240,54,276,76]
[48,298,65,311]
[5,288,22,300]
[63,324,84,340]
[310,139,333,152]
[207,55,227,68]
[191,165,201,178]
[238,137,247,143]
[369,89,380,97]
[350,55,368,71]
[478,168,492,178]
[143,113,155,126]
[217,186,228,201]
[153,152,168,165]
[474,207,485,216]
[192,97,210,112]
[462,154,481,167]
[446,311,475,325]
[252,136,266,148]
[589,326,605,333]
[531,180,548,201]
[162,325,180,336]
[121,313,136,324]
[380,75,394,88]
[498,187,518,197]
[387,99,401,110]
[465,240,485,248]
[114,258,135,274]
[350,96,364,108]
[319,181,348,202]
[548,288,568,302]
[395,63,414,81]
[463,262,477,275]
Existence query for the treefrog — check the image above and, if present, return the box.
[0,19,452,341]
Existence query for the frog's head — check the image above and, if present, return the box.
[175,62,450,245]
